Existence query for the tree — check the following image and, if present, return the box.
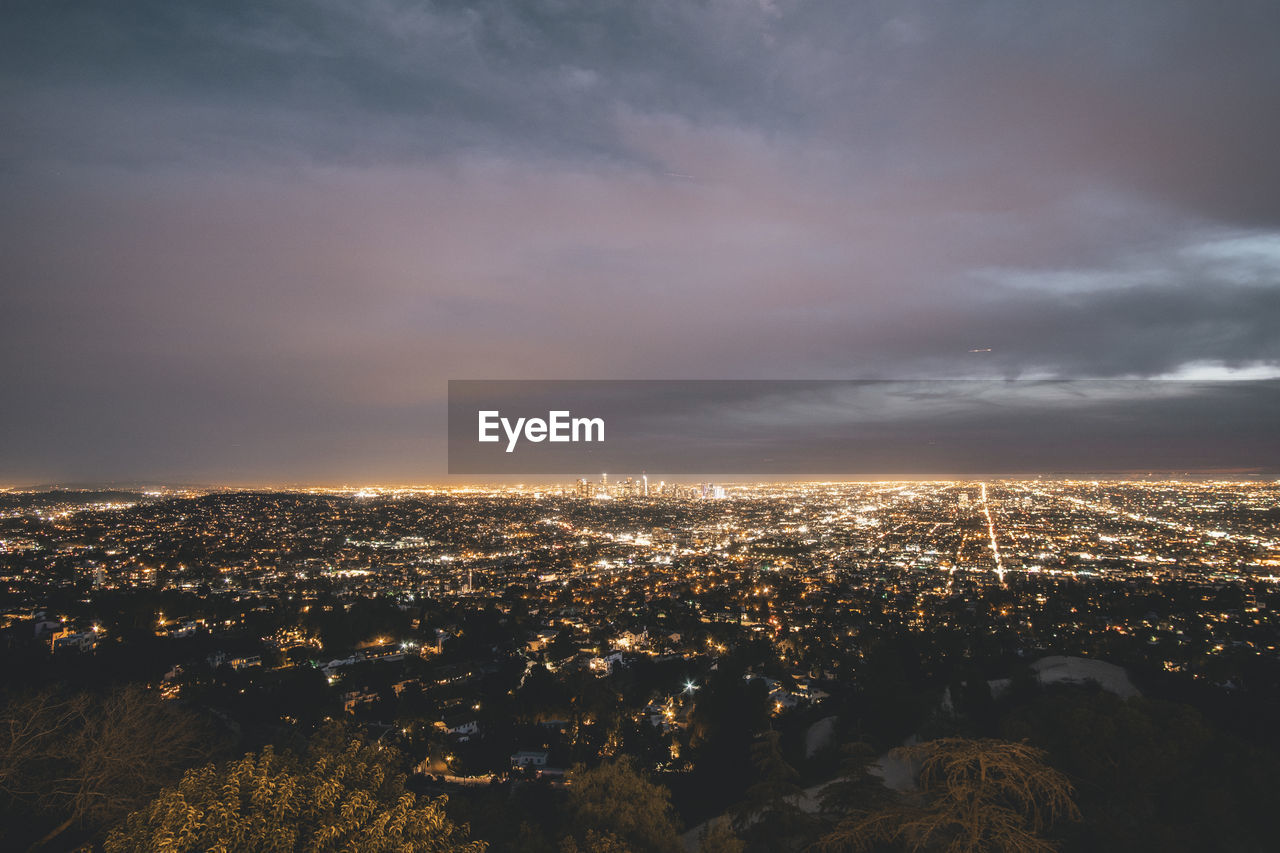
[560,830,633,853]
[1000,688,1275,852]
[687,667,770,815]
[561,757,682,853]
[516,663,569,722]
[816,738,1078,853]
[104,736,485,852]
[0,685,212,850]
[814,739,894,850]
[698,818,745,853]
[731,730,814,850]
[817,741,891,821]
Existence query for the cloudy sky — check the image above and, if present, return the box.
[2,1,1279,484]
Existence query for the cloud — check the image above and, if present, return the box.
[448,379,1280,477]
[2,1,1279,481]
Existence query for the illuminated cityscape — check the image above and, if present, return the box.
[3,479,1279,848]
[5,0,1280,849]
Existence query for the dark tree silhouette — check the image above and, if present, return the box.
[816,740,893,835]
[732,730,815,850]
[0,685,212,850]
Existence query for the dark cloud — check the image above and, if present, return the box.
[1,1,1279,482]
[447,380,1280,477]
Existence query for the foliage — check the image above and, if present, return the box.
[688,668,770,751]
[816,737,1078,853]
[0,685,212,849]
[698,818,746,853]
[816,741,892,820]
[686,666,771,816]
[1000,688,1280,852]
[560,829,634,853]
[104,734,485,852]
[562,756,682,853]
[732,730,815,850]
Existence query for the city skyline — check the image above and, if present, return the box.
[3,5,1279,850]
[3,475,1277,849]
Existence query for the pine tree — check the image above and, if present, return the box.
[732,730,815,850]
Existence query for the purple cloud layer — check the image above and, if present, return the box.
[2,1,1278,482]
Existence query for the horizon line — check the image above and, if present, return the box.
[4,471,1279,493]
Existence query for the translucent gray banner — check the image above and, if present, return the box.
[447,379,1280,477]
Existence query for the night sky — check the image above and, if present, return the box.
[2,1,1279,484]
